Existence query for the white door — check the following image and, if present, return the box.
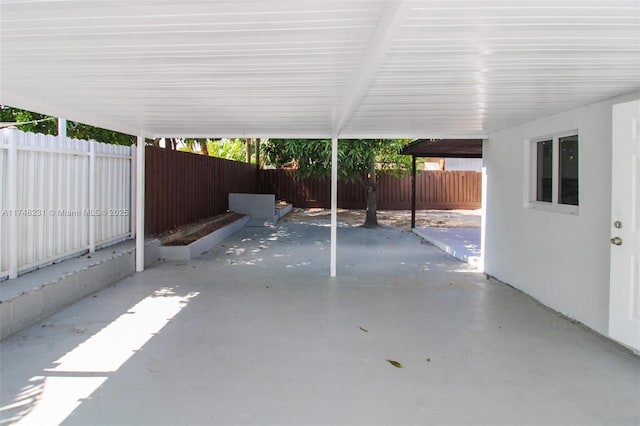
[609,99,640,351]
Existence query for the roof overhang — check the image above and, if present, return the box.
[401,139,483,158]
[1,1,639,139]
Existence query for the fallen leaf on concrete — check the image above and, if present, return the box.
[359,326,368,333]
[386,359,403,368]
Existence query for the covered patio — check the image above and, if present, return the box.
[3,0,639,280]
[1,218,638,425]
[1,1,640,423]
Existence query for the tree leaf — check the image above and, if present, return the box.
[359,326,368,333]
[385,359,403,368]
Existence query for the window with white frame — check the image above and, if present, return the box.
[528,131,579,213]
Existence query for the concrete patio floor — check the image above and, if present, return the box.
[1,219,639,425]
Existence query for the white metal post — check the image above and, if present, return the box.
[480,164,487,273]
[88,140,96,253]
[7,129,18,279]
[135,135,145,272]
[130,146,136,239]
[57,118,67,139]
[330,136,338,277]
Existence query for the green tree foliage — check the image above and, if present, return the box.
[207,138,254,163]
[261,139,412,226]
[260,138,296,168]
[178,138,256,163]
[0,105,135,145]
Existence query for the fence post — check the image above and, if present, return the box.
[7,129,18,279]
[88,140,96,253]
[58,118,67,139]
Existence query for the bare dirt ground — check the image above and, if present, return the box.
[157,208,480,244]
[160,212,244,245]
[283,208,481,229]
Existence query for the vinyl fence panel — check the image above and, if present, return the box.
[0,128,133,280]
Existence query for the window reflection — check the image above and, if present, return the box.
[536,140,552,202]
[559,135,578,206]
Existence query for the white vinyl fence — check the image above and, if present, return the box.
[0,128,135,280]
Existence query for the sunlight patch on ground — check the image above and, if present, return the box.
[10,288,198,425]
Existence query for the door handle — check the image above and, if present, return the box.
[611,237,623,246]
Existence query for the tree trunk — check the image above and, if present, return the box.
[364,151,378,227]
[255,138,261,190]
[200,139,209,156]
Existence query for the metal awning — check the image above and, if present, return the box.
[1,1,638,139]
[401,139,483,158]
[401,139,483,229]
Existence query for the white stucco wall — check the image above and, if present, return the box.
[484,91,640,336]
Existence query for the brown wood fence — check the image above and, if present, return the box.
[145,150,480,234]
[145,147,256,234]
[259,169,366,209]
[378,171,482,210]
[259,169,481,210]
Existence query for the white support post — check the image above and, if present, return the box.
[480,164,487,273]
[135,135,145,272]
[58,118,67,139]
[330,136,338,277]
[88,140,96,253]
[7,129,18,279]
[130,146,136,239]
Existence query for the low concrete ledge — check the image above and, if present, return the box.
[0,238,160,340]
[246,203,293,227]
[158,215,250,261]
[413,227,482,270]
[230,193,292,227]
[277,203,293,218]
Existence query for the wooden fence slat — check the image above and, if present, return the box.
[144,147,256,234]
[258,169,481,210]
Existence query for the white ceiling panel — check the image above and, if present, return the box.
[1,0,638,138]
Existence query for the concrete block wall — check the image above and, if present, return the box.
[229,193,276,219]
[0,239,159,340]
